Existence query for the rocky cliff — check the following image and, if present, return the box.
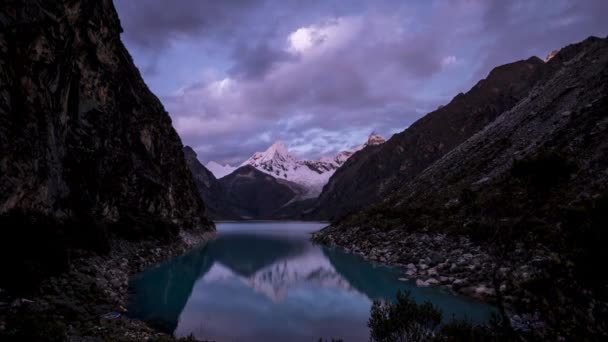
[314,36,608,339]
[311,56,546,220]
[0,0,213,229]
[0,0,216,339]
[0,0,215,290]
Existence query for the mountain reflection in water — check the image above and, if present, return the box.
[128,222,494,341]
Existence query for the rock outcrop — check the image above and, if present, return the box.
[0,0,213,230]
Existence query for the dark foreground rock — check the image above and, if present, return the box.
[0,0,215,340]
[0,231,214,341]
[0,0,212,232]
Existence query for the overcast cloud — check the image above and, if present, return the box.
[115,0,608,165]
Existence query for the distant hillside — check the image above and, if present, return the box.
[183,146,238,219]
[219,166,307,219]
[185,147,309,220]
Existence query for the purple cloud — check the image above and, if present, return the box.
[114,0,608,165]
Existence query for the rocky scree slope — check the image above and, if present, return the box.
[311,56,546,220]
[314,36,608,339]
[0,0,214,340]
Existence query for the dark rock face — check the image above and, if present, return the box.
[311,56,546,220]
[338,37,608,232]
[314,36,608,339]
[0,0,214,294]
[219,165,307,219]
[183,146,241,219]
[0,0,212,231]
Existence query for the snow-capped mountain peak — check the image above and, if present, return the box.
[241,141,331,197]
[240,134,385,198]
[245,141,295,166]
[206,161,237,179]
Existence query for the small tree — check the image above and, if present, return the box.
[368,290,442,342]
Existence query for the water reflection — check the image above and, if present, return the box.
[128,222,494,341]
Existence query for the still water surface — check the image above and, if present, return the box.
[128,222,494,341]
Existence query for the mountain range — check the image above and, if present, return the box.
[307,56,548,220]
[186,134,386,219]
[1,0,606,338]
[206,134,385,193]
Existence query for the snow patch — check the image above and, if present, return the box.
[206,161,237,179]
[239,134,386,197]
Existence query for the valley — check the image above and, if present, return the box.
[0,0,606,341]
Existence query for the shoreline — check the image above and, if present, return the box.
[0,230,216,341]
[311,225,551,329]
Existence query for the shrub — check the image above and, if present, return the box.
[368,291,518,342]
[368,290,442,342]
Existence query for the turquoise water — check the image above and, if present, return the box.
[128,222,495,341]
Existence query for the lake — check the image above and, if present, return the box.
[128,222,495,341]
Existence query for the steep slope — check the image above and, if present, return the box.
[0,1,214,338]
[338,37,608,232]
[0,0,212,233]
[183,146,237,219]
[314,36,608,339]
[219,165,307,219]
[311,56,546,220]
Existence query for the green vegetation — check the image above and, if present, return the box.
[368,291,513,342]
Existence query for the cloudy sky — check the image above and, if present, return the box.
[114,0,607,165]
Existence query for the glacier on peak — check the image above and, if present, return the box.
[240,134,385,197]
[206,161,237,179]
